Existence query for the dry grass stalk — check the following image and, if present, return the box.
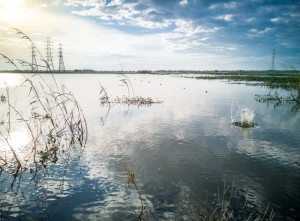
[0,28,88,188]
[99,83,162,107]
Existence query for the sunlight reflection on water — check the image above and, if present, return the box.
[0,73,24,88]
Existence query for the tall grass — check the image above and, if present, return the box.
[0,28,87,188]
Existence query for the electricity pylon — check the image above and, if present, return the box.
[31,43,38,71]
[58,44,65,72]
[270,49,276,71]
[45,38,54,71]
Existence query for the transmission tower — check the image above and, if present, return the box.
[58,44,65,72]
[45,38,55,71]
[31,43,38,72]
[270,49,276,71]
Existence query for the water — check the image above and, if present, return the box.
[0,73,299,220]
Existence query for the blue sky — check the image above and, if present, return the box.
[0,0,299,70]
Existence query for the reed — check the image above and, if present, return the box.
[0,28,88,188]
[99,79,162,107]
[118,157,145,220]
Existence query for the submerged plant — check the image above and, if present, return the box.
[255,90,300,112]
[118,157,144,219]
[118,157,154,220]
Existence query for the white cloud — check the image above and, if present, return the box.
[65,0,106,7]
[258,27,273,34]
[208,3,218,9]
[209,2,237,9]
[174,19,219,36]
[70,0,172,30]
[216,14,234,22]
[179,0,188,6]
[270,17,280,22]
[289,13,300,17]
[245,17,255,22]
[224,2,237,8]
[1,0,298,71]
[247,27,273,37]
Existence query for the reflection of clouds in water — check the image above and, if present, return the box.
[175,128,185,140]
[14,73,297,220]
[229,102,300,169]
[231,137,300,169]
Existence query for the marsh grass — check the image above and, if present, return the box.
[255,90,300,112]
[193,70,300,90]
[0,28,87,188]
[191,70,300,112]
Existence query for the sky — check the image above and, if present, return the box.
[0,0,299,71]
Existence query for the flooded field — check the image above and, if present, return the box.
[0,73,299,220]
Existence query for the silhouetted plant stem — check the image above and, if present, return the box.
[118,157,144,220]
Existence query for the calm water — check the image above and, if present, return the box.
[0,73,299,220]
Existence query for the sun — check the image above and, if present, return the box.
[0,0,25,23]
[0,0,24,10]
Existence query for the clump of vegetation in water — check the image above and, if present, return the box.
[231,106,258,128]
[99,76,162,107]
[100,92,162,106]
[232,121,257,128]
[255,90,300,112]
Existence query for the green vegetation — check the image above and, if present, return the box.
[118,157,154,220]
[232,121,258,128]
[191,70,300,90]
[190,70,300,110]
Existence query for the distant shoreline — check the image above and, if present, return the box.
[0,70,299,75]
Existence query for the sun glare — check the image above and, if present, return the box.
[0,0,24,10]
[0,0,25,23]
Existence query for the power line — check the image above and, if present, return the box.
[58,44,65,72]
[270,49,276,71]
[31,43,38,71]
[45,38,54,71]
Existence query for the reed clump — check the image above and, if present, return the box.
[99,77,162,107]
[101,94,162,106]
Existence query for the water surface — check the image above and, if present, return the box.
[0,73,299,220]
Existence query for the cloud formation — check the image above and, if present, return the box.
[0,0,299,70]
